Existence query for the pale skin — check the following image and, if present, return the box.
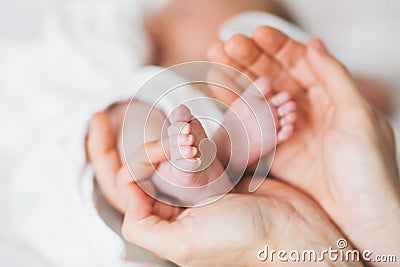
[87,34,400,266]
[88,113,360,267]
[120,77,296,206]
[86,0,399,265]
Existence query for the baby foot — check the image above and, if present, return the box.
[166,105,227,188]
[221,77,296,168]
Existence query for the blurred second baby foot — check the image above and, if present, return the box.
[214,77,297,170]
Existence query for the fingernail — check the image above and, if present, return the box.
[191,147,197,155]
[188,135,193,142]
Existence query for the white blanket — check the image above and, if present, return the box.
[0,1,170,266]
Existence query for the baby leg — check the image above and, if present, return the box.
[213,77,296,171]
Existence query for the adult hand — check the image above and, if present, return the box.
[123,178,362,267]
[208,27,400,261]
[86,111,358,267]
[86,109,179,216]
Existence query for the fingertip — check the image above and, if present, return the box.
[307,38,328,55]
[87,111,114,155]
[306,38,362,105]
[278,124,294,143]
[225,34,258,62]
[145,140,167,164]
[89,112,110,133]
[306,38,345,76]
[207,41,224,61]
[191,147,198,157]
[253,26,274,41]
[253,26,288,55]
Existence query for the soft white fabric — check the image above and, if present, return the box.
[0,1,171,266]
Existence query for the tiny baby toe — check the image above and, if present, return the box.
[168,122,191,136]
[171,145,196,161]
[270,92,291,107]
[278,102,296,117]
[169,134,194,147]
[207,41,243,73]
[178,134,194,146]
[179,146,197,159]
[277,124,294,143]
[225,34,259,66]
[169,105,192,124]
[280,113,297,126]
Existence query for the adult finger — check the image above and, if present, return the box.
[224,33,301,96]
[121,187,186,261]
[125,139,168,183]
[253,26,316,90]
[87,112,121,207]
